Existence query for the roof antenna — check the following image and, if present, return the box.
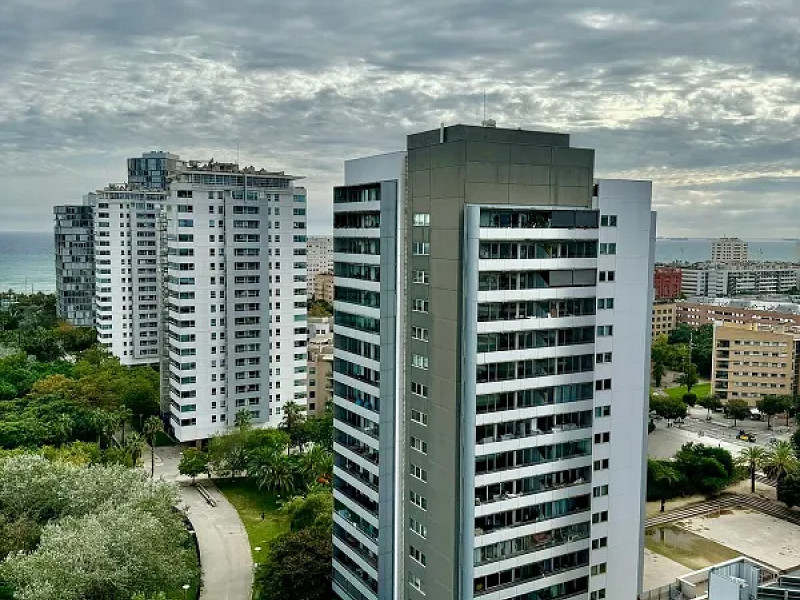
[481,90,496,128]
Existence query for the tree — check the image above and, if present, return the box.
[762,441,799,484]
[757,395,792,430]
[677,362,699,393]
[256,453,296,496]
[648,460,681,512]
[254,529,332,600]
[650,396,688,422]
[725,399,750,427]
[299,445,333,487]
[674,442,735,495]
[306,403,333,451]
[234,409,252,430]
[682,392,697,407]
[652,361,666,388]
[283,490,333,534]
[280,402,308,453]
[19,328,63,362]
[735,446,766,494]
[698,395,722,420]
[142,416,163,478]
[792,428,800,459]
[179,448,210,484]
[777,473,800,508]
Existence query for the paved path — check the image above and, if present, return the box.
[152,446,253,600]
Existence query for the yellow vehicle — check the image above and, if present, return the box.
[737,430,756,443]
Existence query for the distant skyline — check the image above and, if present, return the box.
[1,0,799,237]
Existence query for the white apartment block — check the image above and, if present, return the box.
[681,265,800,297]
[711,237,748,262]
[93,153,308,442]
[332,125,654,600]
[308,235,334,300]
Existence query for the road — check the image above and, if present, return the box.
[152,446,253,600]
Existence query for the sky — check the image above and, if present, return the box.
[0,0,798,237]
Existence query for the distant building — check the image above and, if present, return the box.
[711,322,800,405]
[681,264,800,297]
[307,235,333,300]
[678,297,800,329]
[312,271,334,304]
[307,318,333,418]
[653,266,682,299]
[650,557,781,600]
[652,301,677,338]
[54,198,95,326]
[711,237,748,262]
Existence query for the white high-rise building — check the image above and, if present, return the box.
[332,125,655,600]
[308,235,334,299]
[711,237,748,262]
[92,153,308,441]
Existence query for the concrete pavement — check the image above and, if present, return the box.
[152,446,253,600]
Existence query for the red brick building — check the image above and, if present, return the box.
[654,267,682,299]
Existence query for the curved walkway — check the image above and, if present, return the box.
[153,446,253,600]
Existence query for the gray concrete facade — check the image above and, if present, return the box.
[403,125,595,600]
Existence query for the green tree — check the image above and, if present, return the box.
[142,416,164,478]
[792,428,800,459]
[257,453,296,496]
[682,392,697,407]
[725,399,750,427]
[19,328,63,362]
[299,445,333,487]
[179,448,210,484]
[762,441,799,484]
[306,403,333,451]
[674,442,735,495]
[253,529,332,600]
[735,446,766,494]
[280,402,308,453]
[777,473,800,508]
[283,490,333,534]
[677,362,699,393]
[698,394,722,420]
[652,362,666,388]
[648,459,681,512]
[757,395,792,430]
[234,409,252,430]
[649,396,688,422]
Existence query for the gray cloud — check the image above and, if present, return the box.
[0,0,799,237]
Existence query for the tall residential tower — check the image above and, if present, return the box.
[332,125,655,600]
[54,196,96,326]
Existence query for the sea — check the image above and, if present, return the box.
[0,232,797,294]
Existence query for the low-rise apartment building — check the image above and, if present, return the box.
[681,264,800,297]
[711,322,800,405]
[678,298,800,329]
[653,267,682,300]
[652,302,677,338]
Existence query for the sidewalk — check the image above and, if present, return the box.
[152,446,253,600]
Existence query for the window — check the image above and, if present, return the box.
[408,574,424,593]
[409,545,427,566]
[409,490,427,510]
[412,326,429,341]
[413,242,430,256]
[598,271,615,282]
[413,299,429,313]
[413,270,429,284]
[597,298,614,309]
[592,511,609,524]
[595,405,611,418]
[591,563,607,576]
[410,463,427,482]
[413,213,430,227]
[593,485,609,498]
[597,325,613,336]
[411,409,428,426]
[592,537,608,549]
[595,352,612,364]
[594,432,610,444]
[411,382,428,397]
[412,354,429,370]
[590,590,607,600]
[600,215,617,227]
[409,517,427,539]
[410,436,428,454]
[599,243,616,255]
[595,379,612,391]
[594,459,609,471]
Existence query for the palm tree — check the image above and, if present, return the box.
[143,415,164,478]
[300,445,333,487]
[735,447,766,493]
[650,460,681,512]
[762,441,799,485]
[124,432,146,467]
[262,453,296,496]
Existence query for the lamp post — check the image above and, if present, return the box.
[182,583,190,600]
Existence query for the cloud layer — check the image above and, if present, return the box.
[1,0,798,236]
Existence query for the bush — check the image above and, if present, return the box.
[778,474,800,508]
[683,392,697,407]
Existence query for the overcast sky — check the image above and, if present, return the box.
[1,0,798,237]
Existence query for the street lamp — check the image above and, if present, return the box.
[182,584,190,600]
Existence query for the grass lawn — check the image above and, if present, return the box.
[214,478,289,559]
[664,382,711,402]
